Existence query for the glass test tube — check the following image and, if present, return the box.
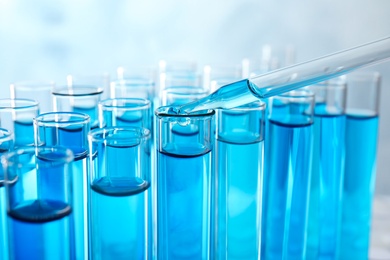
[10,81,55,113]
[2,146,74,260]
[215,101,265,259]
[0,128,13,260]
[155,107,215,259]
[261,90,314,259]
[0,98,39,147]
[306,78,346,258]
[52,85,102,129]
[203,63,242,93]
[339,71,381,259]
[34,112,90,260]
[88,127,151,259]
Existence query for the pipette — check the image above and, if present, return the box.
[179,36,390,113]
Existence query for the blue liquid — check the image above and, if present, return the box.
[40,124,89,259]
[89,178,150,259]
[14,119,34,147]
[216,139,263,259]
[157,148,211,259]
[0,186,8,260]
[73,105,99,129]
[262,119,313,259]
[7,199,72,260]
[339,114,379,259]
[306,106,346,258]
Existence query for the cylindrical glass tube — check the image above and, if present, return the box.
[2,146,74,260]
[98,98,151,130]
[88,127,151,259]
[261,90,314,259]
[155,107,215,259]
[202,63,242,93]
[52,85,103,129]
[0,98,39,147]
[339,71,381,259]
[305,78,347,258]
[0,128,13,260]
[10,81,55,113]
[34,112,90,260]
[65,73,111,100]
[215,101,265,259]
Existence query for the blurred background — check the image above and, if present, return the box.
[1,0,389,191]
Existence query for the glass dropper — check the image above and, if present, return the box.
[179,36,390,113]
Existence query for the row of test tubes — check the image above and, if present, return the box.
[0,56,381,259]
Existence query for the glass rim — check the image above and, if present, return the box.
[163,86,208,96]
[0,98,39,109]
[88,126,151,143]
[52,85,104,96]
[34,111,90,126]
[155,106,215,118]
[2,146,74,167]
[99,98,151,110]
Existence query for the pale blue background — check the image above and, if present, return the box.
[0,0,389,193]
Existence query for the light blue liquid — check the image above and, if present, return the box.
[157,148,211,260]
[339,114,379,259]
[14,119,34,147]
[307,105,346,258]
[89,178,150,259]
[7,199,72,260]
[0,186,8,260]
[42,124,89,260]
[216,139,263,259]
[262,118,313,259]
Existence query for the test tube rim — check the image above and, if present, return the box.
[0,98,39,110]
[34,111,91,127]
[155,106,215,118]
[88,126,150,145]
[52,85,104,97]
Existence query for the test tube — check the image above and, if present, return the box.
[339,71,381,259]
[10,80,55,113]
[2,146,74,260]
[0,128,13,260]
[155,107,215,259]
[88,127,151,259]
[203,63,242,93]
[98,98,151,130]
[305,78,346,258]
[0,98,39,147]
[52,84,103,129]
[34,112,90,260]
[261,90,314,259]
[215,101,265,259]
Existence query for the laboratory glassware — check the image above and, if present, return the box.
[155,106,215,259]
[178,36,390,113]
[34,112,90,260]
[2,146,74,260]
[339,71,381,259]
[88,127,151,259]
[306,77,347,258]
[261,89,314,259]
[0,98,39,147]
[215,101,265,259]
